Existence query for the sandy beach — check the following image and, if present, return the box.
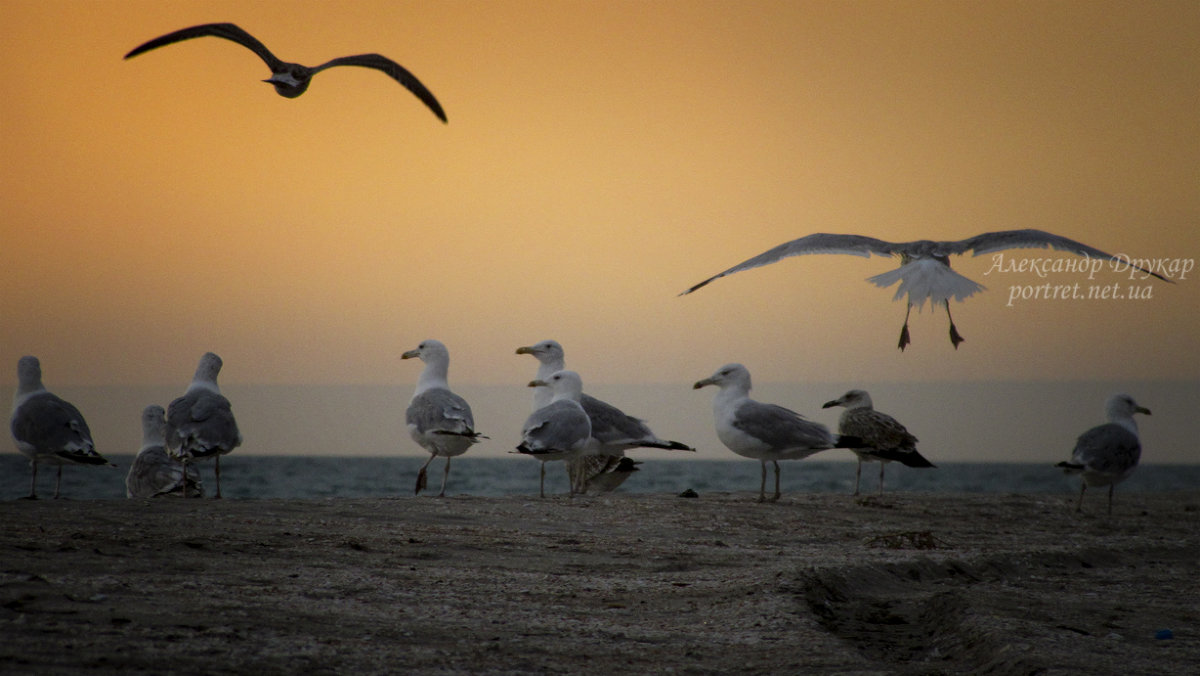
[2,491,1197,675]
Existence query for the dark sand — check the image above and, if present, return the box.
[2,492,1197,675]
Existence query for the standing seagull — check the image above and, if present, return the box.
[680,230,1171,350]
[126,405,204,499]
[9,356,113,499]
[402,340,486,497]
[166,352,242,499]
[516,371,594,498]
[516,340,694,493]
[694,363,852,502]
[822,389,935,495]
[124,22,447,122]
[1056,393,1150,515]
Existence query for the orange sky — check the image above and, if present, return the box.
[1,1,1197,462]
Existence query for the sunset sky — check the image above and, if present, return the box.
[2,1,1196,463]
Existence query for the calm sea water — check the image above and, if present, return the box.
[2,455,1196,500]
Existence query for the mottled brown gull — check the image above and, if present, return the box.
[126,405,204,499]
[821,389,935,495]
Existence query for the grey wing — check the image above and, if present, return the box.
[1071,423,1142,474]
[124,23,285,70]
[954,229,1170,282]
[680,233,900,295]
[314,54,447,122]
[167,391,241,456]
[733,401,834,450]
[407,388,475,435]
[523,401,590,452]
[11,393,102,463]
[580,394,653,445]
[841,408,918,450]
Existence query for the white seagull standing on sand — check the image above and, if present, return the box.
[166,352,242,499]
[1056,393,1150,515]
[694,363,855,502]
[124,22,447,122]
[126,405,204,499]
[516,370,594,498]
[516,340,693,493]
[402,340,486,497]
[821,389,935,496]
[10,356,114,499]
[680,229,1171,350]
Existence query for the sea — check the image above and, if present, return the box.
[2,455,1197,500]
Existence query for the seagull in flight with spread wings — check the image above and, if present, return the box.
[125,22,447,122]
[680,229,1170,350]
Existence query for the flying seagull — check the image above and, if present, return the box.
[10,356,114,499]
[516,339,693,493]
[1056,393,1149,515]
[402,340,486,497]
[125,22,447,122]
[166,352,242,499]
[516,370,594,498]
[680,229,1171,350]
[694,363,858,502]
[821,389,935,495]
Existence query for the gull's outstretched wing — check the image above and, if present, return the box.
[314,54,447,122]
[125,23,285,71]
[679,233,900,295]
[951,229,1170,282]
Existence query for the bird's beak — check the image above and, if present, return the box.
[821,399,840,409]
[401,349,420,360]
[528,379,548,388]
[693,378,714,390]
[1137,406,1152,416]
[515,346,534,355]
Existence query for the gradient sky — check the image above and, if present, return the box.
[2,1,1197,463]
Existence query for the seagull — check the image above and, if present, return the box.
[516,340,694,493]
[124,22,447,122]
[9,356,114,499]
[821,389,935,495]
[1056,393,1149,515]
[694,363,856,502]
[579,457,643,495]
[515,370,594,498]
[166,352,242,499]
[402,340,486,497]
[126,405,204,499]
[680,230,1172,350]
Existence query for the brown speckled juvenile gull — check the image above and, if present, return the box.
[1056,393,1149,515]
[125,22,447,122]
[822,389,935,495]
[680,230,1171,350]
[10,356,113,499]
[127,405,204,499]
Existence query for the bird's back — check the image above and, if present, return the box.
[1070,422,1141,480]
[166,389,240,458]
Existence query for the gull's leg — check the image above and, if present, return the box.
[1107,484,1114,516]
[898,304,913,351]
[25,460,38,500]
[214,456,223,499]
[946,302,964,349]
[771,460,782,502]
[853,458,862,496]
[1075,482,1086,512]
[439,456,451,498]
[878,462,886,494]
[182,458,190,499]
[415,453,435,495]
[54,465,63,499]
[758,461,767,503]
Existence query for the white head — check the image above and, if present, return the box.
[693,363,752,392]
[16,356,44,394]
[193,352,224,384]
[515,340,565,366]
[402,339,450,365]
[140,405,168,448]
[529,369,584,403]
[822,389,874,411]
[1105,393,1151,429]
